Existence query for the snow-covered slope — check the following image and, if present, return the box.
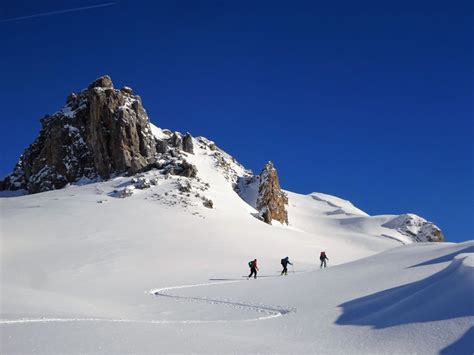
[1,192,472,355]
[0,107,468,353]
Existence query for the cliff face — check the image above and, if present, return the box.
[256,161,289,225]
[82,76,157,177]
[1,75,158,193]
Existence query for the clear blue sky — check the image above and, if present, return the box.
[1,0,472,241]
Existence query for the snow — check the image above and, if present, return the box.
[0,131,472,354]
[310,192,370,216]
[64,124,84,142]
[58,102,87,118]
[60,105,76,118]
[149,122,170,140]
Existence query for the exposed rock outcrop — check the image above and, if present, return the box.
[1,75,158,193]
[118,185,136,198]
[256,161,288,225]
[0,76,204,195]
[168,161,198,178]
[182,133,194,154]
[382,214,444,242]
[132,176,152,189]
[169,132,183,150]
[151,131,193,156]
[202,197,213,209]
[155,139,168,154]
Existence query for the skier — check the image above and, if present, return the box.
[280,256,293,275]
[320,251,329,268]
[248,259,259,279]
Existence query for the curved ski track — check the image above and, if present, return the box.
[0,280,295,325]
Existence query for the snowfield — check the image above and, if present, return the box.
[1,135,473,354]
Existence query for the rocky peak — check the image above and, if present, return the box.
[256,161,288,225]
[88,75,114,89]
[120,86,133,95]
[0,76,164,193]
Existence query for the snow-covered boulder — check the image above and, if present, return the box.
[132,177,152,189]
[382,214,444,242]
[118,185,136,198]
[165,161,198,178]
[177,180,192,193]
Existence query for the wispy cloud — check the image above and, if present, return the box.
[0,2,116,23]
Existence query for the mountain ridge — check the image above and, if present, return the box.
[0,75,444,242]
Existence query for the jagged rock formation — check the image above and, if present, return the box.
[256,161,288,224]
[166,160,198,178]
[382,214,444,242]
[169,132,183,150]
[182,133,194,154]
[0,75,197,194]
[155,131,194,155]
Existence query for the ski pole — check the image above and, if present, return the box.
[292,263,295,274]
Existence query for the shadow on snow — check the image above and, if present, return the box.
[440,326,474,355]
[408,245,474,268]
[336,255,474,329]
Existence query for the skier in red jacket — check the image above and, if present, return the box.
[248,259,259,279]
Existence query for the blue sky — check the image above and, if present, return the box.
[0,0,472,241]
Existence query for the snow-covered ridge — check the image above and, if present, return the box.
[309,192,369,217]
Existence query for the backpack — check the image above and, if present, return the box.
[248,261,253,268]
[320,252,326,259]
[281,258,285,265]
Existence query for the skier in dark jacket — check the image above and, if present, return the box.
[281,257,293,275]
[248,259,259,279]
[320,251,329,268]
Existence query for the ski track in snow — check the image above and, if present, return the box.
[0,280,295,326]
